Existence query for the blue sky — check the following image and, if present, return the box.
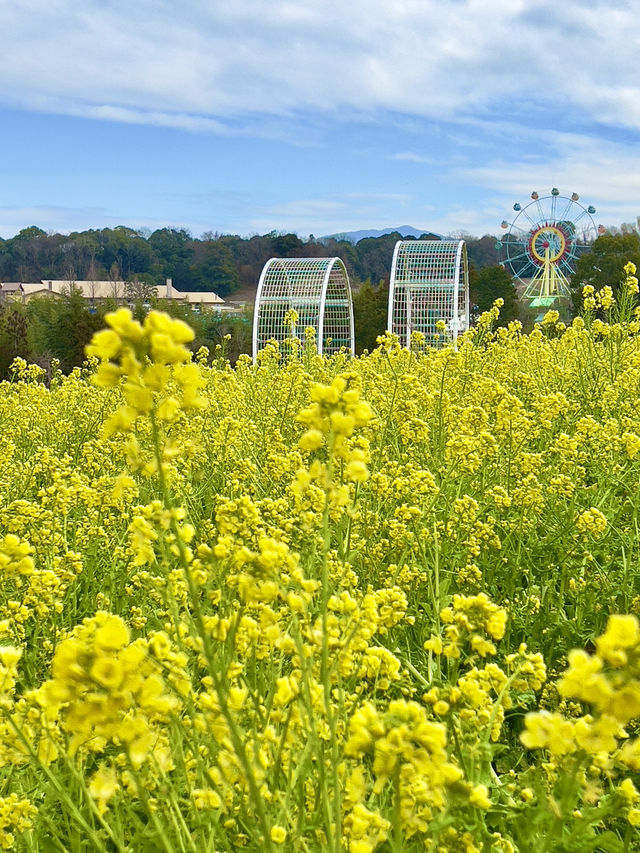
[1,0,640,240]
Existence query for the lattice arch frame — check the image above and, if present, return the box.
[252,257,355,359]
[388,240,469,347]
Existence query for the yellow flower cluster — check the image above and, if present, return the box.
[87,308,207,434]
[343,802,390,853]
[345,700,462,838]
[0,646,21,705]
[425,593,507,660]
[0,794,37,850]
[297,374,373,478]
[522,614,640,825]
[0,534,34,579]
[0,268,640,849]
[575,506,608,538]
[625,261,639,295]
[36,611,178,764]
[424,604,546,748]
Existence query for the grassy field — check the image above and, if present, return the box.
[1,274,640,851]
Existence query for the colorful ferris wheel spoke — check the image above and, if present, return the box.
[499,189,600,312]
[513,204,538,231]
[558,195,577,221]
[532,196,546,222]
[506,248,531,263]
[571,209,594,230]
[508,224,531,241]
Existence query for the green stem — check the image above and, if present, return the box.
[319,446,339,853]
[148,408,275,853]
[1,709,113,852]
[125,754,176,853]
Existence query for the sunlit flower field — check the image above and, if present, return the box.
[2,269,640,851]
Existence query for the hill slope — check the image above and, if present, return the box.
[320,226,440,243]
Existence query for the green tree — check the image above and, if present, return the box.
[466,235,501,269]
[469,265,519,324]
[148,227,196,289]
[124,274,158,303]
[195,307,253,363]
[269,232,305,256]
[191,240,240,296]
[98,227,154,280]
[352,279,389,353]
[570,232,640,307]
[2,227,50,281]
[353,232,407,284]
[0,302,32,378]
[68,231,103,279]
[27,291,104,373]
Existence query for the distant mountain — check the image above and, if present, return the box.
[319,226,441,244]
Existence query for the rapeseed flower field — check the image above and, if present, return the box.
[1,269,640,851]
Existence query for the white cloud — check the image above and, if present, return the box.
[2,1,640,244]
[0,205,212,240]
[391,152,435,164]
[343,192,412,203]
[2,0,639,131]
[455,128,640,232]
[247,190,417,235]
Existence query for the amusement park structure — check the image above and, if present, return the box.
[252,191,603,357]
[388,239,469,348]
[497,189,603,316]
[252,257,355,359]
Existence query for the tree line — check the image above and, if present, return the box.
[0,291,253,379]
[1,223,636,379]
[0,226,501,296]
[0,262,520,378]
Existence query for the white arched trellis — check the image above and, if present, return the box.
[252,257,355,359]
[388,240,469,348]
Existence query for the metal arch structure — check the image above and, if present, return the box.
[388,240,469,348]
[497,189,603,310]
[252,257,355,359]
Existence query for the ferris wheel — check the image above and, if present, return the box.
[496,189,604,307]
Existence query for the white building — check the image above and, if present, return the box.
[0,278,231,313]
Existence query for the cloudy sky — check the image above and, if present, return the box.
[1,0,639,239]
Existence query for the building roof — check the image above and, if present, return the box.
[183,291,225,304]
[1,280,226,306]
[22,283,60,295]
[40,280,127,299]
